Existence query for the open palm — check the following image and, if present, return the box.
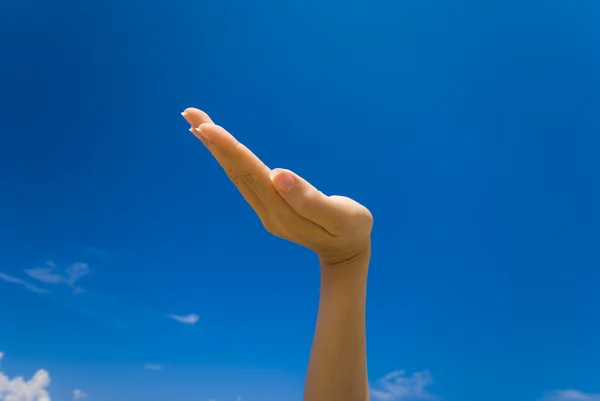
[182,107,373,267]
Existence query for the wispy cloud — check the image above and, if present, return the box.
[26,261,90,293]
[166,313,199,325]
[0,369,51,401]
[144,364,164,371]
[5,259,199,330]
[370,370,436,401]
[73,389,88,400]
[65,263,90,285]
[25,266,63,284]
[0,271,49,294]
[0,352,4,361]
[542,390,600,401]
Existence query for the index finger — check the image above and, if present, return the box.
[182,108,282,209]
[195,122,279,204]
[197,122,333,246]
[182,108,269,220]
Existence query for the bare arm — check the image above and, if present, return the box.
[304,253,370,401]
[181,107,373,401]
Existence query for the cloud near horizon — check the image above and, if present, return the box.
[166,313,199,325]
[370,370,436,400]
[542,390,600,401]
[1,357,595,401]
[0,369,51,401]
[73,388,88,400]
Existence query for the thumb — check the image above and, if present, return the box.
[269,168,343,235]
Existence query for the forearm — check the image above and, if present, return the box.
[303,249,371,401]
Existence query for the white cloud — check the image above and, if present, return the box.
[0,352,4,361]
[25,263,63,284]
[26,262,90,293]
[73,389,87,400]
[0,272,49,294]
[0,369,51,401]
[144,364,164,371]
[370,370,436,400]
[542,390,600,401]
[167,313,199,325]
[65,263,90,286]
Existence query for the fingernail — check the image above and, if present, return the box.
[194,126,211,142]
[271,170,295,192]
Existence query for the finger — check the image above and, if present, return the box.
[181,107,214,146]
[195,124,333,244]
[185,114,281,209]
[269,168,350,235]
[181,108,268,219]
[195,123,281,207]
[182,107,213,126]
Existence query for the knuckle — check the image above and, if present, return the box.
[330,196,373,233]
[224,168,244,186]
[240,171,260,189]
[224,168,259,190]
[350,206,374,233]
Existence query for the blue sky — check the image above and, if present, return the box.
[0,1,599,400]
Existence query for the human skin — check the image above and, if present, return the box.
[182,108,373,401]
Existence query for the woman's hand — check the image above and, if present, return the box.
[181,108,373,269]
[183,107,372,400]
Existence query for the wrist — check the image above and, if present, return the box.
[318,239,371,271]
[319,243,370,298]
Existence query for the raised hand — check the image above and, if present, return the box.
[181,108,373,268]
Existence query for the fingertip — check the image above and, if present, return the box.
[181,108,214,126]
[181,110,192,125]
[270,169,296,192]
[183,107,204,116]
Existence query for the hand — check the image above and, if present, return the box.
[181,108,373,268]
